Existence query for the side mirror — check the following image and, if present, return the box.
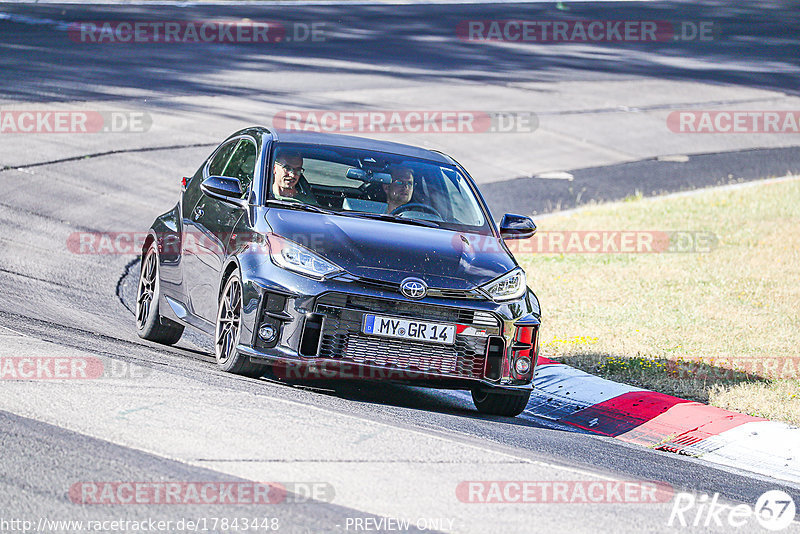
[201,176,245,205]
[499,213,536,239]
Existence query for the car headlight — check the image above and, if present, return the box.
[479,268,527,302]
[265,234,342,279]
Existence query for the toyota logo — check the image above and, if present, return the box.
[400,278,427,299]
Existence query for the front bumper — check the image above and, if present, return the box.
[237,259,539,392]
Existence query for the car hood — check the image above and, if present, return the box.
[265,209,516,290]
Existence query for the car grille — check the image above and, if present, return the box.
[314,293,501,379]
[351,276,484,300]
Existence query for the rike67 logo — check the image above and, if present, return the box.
[669,490,796,531]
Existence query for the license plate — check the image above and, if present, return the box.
[362,314,456,345]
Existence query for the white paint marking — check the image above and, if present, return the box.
[656,154,690,163]
[0,325,27,337]
[534,171,574,181]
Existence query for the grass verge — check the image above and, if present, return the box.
[516,176,800,425]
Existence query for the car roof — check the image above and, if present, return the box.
[267,130,452,164]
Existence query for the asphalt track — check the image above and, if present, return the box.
[1,1,800,533]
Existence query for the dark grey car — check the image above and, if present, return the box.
[136,127,540,416]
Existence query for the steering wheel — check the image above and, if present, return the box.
[391,203,442,219]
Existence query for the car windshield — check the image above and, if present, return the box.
[266,143,492,234]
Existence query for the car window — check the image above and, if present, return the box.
[439,168,486,226]
[208,140,238,177]
[221,139,257,198]
[269,143,492,234]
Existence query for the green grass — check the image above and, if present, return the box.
[517,177,800,425]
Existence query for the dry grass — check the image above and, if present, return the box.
[516,177,800,425]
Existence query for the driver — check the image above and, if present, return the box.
[272,151,318,205]
[384,167,415,214]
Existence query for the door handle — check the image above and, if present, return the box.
[193,206,204,219]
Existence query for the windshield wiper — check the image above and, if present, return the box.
[266,200,334,215]
[339,211,440,228]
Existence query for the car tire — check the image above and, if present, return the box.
[471,388,531,417]
[136,245,184,345]
[215,272,264,378]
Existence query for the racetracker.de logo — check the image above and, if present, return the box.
[0,111,151,134]
[69,481,334,504]
[667,111,800,133]
[68,21,325,44]
[273,110,538,134]
[465,231,719,254]
[667,357,800,381]
[457,20,716,42]
[1,357,99,380]
[456,480,674,503]
[70,482,285,505]
[273,361,467,382]
[0,357,150,380]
